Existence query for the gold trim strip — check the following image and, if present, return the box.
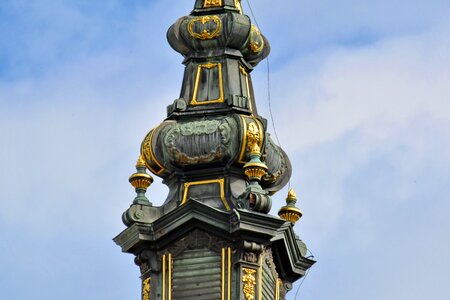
[168,253,172,300]
[275,278,282,300]
[182,178,230,210]
[258,253,263,300]
[222,248,225,300]
[191,62,224,105]
[162,254,166,300]
[228,247,231,300]
[238,115,248,163]
[142,125,165,175]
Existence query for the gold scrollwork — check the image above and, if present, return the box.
[238,115,264,164]
[249,25,264,53]
[204,0,222,7]
[191,62,224,105]
[188,15,222,40]
[142,277,151,300]
[141,126,166,175]
[242,268,257,300]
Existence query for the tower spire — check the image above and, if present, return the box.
[115,1,315,299]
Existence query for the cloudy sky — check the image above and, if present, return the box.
[1,0,449,299]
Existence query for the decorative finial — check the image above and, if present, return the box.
[287,188,297,201]
[239,121,272,213]
[278,188,303,224]
[243,122,267,181]
[129,155,154,205]
[136,155,146,167]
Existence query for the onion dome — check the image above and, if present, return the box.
[138,0,291,213]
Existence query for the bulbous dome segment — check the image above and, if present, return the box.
[167,11,270,67]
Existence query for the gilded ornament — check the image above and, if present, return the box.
[142,277,151,300]
[203,0,222,7]
[249,25,264,53]
[234,0,243,13]
[136,155,146,167]
[287,188,297,201]
[247,122,261,154]
[141,127,166,175]
[242,268,257,300]
[238,116,264,164]
[129,155,154,205]
[188,16,222,40]
[278,188,303,224]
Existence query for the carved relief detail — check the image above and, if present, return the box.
[243,252,258,263]
[263,247,279,280]
[164,120,231,166]
[164,229,231,258]
[135,250,153,275]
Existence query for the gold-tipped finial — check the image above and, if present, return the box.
[278,188,303,224]
[287,188,297,201]
[129,155,154,205]
[136,155,146,167]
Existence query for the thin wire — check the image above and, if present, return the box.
[293,268,310,300]
[245,0,290,190]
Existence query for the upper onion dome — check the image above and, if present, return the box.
[167,0,270,67]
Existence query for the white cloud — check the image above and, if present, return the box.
[269,20,450,299]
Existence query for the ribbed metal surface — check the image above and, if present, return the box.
[262,262,276,300]
[172,249,222,300]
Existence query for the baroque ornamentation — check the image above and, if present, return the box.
[263,248,279,280]
[247,122,261,154]
[142,277,151,300]
[188,16,222,40]
[203,0,222,7]
[242,268,257,300]
[164,229,231,258]
[243,252,258,263]
[249,25,264,53]
[141,128,165,175]
[164,120,231,166]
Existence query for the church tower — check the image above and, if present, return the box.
[114,1,315,299]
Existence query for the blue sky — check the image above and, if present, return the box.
[1,1,450,299]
